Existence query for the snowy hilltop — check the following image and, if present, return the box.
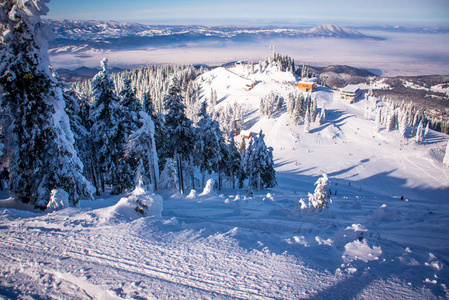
[1,1,449,298]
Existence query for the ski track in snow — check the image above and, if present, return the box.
[1,65,449,299]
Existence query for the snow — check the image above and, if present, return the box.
[199,178,216,196]
[342,239,382,263]
[1,65,449,299]
[44,189,70,212]
[340,84,361,93]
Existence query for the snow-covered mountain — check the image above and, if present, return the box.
[1,63,449,299]
[46,19,382,54]
[306,24,366,38]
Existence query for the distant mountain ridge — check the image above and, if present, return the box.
[45,20,383,54]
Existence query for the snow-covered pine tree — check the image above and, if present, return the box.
[195,101,222,188]
[117,78,143,192]
[319,102,326,125]
[0,0,94,208]
[143,91,155,118]
[443,141,449,167]
[63,89,98,191]
[245,130,276,190]
[386,110,397,132]
[415,121,424,143]
[375,107,382,132]
[304,110,310,133]
[125,111,159,191]
[120,78,142,132]
[143,91,169,172]
[210,88,217,108]
[308,173,331,210]
[424,122,430,140]
[159,158,178,191]
[398,111,407,138]
[241,137,254,190]
[224,132,241,189]
[164,76,194,194]
[259,142,277,188]
[310,96,318,122]
[89,58,128,194]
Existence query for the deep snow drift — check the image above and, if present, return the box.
[1,64,448,299]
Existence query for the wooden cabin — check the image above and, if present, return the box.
[339,85,362,104]
[297,81,317,93]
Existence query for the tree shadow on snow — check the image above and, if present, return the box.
[242,108,260,129]
[309,109,354,134]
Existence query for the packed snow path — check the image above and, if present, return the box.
[1,187,447,299]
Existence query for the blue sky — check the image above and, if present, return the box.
[47,0,449,25]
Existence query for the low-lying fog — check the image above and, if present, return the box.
[49,30,449,76]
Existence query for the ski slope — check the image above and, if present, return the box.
[1,64,449,299]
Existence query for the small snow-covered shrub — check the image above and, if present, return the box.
[296,174,332,214]
[46,189,70,211]
[308,174,331,209]
[199,178,216,196]
[186,189,197,199]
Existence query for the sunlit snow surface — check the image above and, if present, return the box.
[1,65,449,299]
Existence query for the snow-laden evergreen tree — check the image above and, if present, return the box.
[415,121,424,143]
[212,103,244,140]
[386,110,397,132]
[195,101,222,188]
[164,76,194,194]
[310,96,318,122]
[89,58,128,194]
[120,78,142,133]
[0,0,94,208]
[117,77,143,191]
[209,88,217,109]
[241,137,253,190]
[143,91,155,117]
[375,107,382,132]
[319,102,326,125]
[143,91,169,172]
[224,132,241,189]
[443,140,449,167]
[159,158,178,191]
[63,89,98,192]
[304,110,310,133]
[398,111,407,138]
[260,91,283,119]
[244,130,276,190]
[424,122,430,140]
[125,111,159,191]
[308,173,331,210]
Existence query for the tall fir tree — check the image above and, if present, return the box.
[304,110,310,133]
[443,140,449,167]
[0,0,94,208]
[63,89,98,191]
[164,76,194,194]
[225,132,241,189]
[159,158,178,191]
[143,91,169,172]
[89,58,128,194]
[117,78,143,192]
[195,101,222,188]
[244,130,276,190]
[126,111,159,191]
